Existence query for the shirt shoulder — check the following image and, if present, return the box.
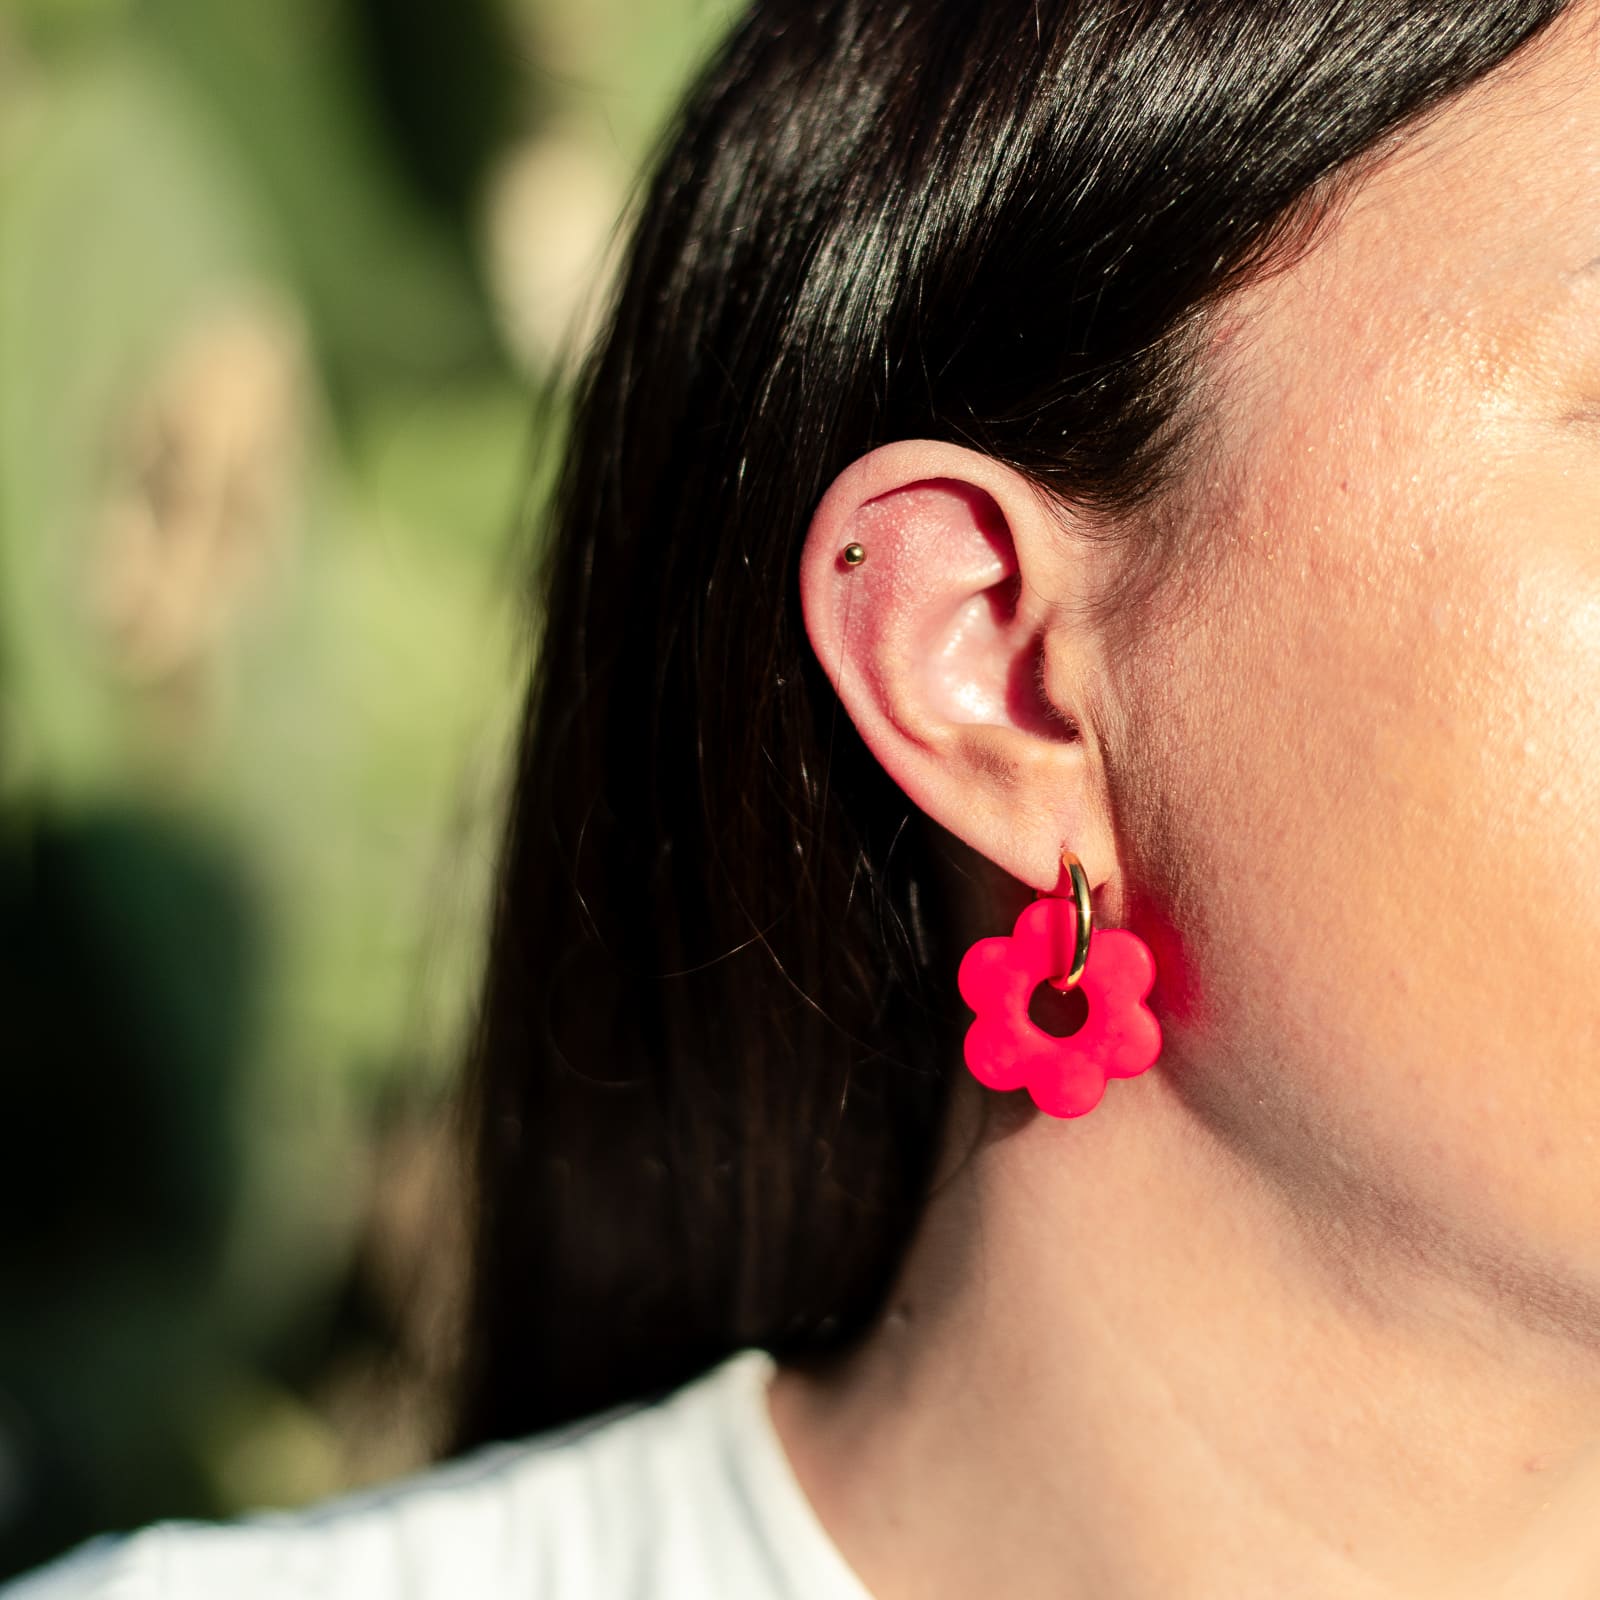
[3,1402,640,1600]
[3,1348,870,1600]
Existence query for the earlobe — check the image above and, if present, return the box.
[797,440,1119,895]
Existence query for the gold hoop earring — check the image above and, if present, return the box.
[1040,849,1092,991]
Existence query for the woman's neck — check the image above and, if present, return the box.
[767,1071,1600,1600]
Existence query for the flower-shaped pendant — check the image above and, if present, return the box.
[957,896,1161,1118]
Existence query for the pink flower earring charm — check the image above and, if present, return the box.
[957,849,1161,1118]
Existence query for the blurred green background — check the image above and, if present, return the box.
[0,0,734,1577]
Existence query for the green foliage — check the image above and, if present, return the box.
[0,0,734,1576]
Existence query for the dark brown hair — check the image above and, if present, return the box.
[452,0,1572,1449]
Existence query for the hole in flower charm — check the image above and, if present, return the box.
[957,896,1161,1118]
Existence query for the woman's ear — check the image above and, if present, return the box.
[798,439,1123,901]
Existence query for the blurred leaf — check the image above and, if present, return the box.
[0,43,281,796]
[0,805,257,1285]
[143,0,503,399]
[353,0,521,228]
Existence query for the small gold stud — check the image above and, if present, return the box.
[841,542,866,566]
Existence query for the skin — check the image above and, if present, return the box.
[782,5,1600,1597]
